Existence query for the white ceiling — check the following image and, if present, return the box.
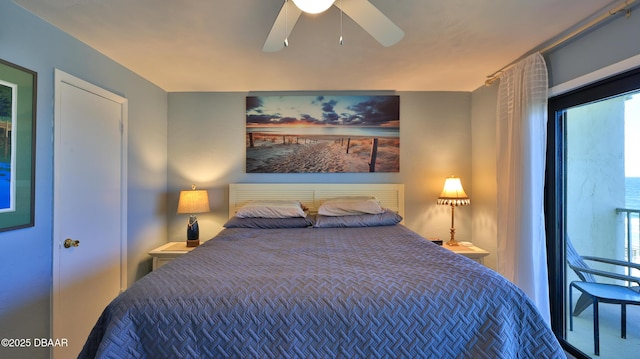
[13,0,620,92]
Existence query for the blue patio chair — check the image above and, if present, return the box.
[566,238,640,356]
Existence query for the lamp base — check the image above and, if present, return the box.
[446,226,458,246]
[186,215,199,239]
[186,239,200,247]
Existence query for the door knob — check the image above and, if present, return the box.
[64,238,80,248]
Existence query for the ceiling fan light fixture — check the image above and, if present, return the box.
[291,0,335,14]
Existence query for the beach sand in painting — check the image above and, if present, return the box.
[246,134,399,173]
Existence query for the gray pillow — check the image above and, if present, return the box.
[235,200,307,218]
[223,216,314,229]
[313,210,402,228]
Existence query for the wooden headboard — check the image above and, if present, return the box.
[229,183,405,219]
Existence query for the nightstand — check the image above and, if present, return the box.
[149,242,197,270]
[442,242,489,265]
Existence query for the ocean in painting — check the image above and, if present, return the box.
[247,126,399,138]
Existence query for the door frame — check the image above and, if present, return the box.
[51,69,128,346]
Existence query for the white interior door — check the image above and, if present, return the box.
[52,70,128,358]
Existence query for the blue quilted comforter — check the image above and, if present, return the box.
[81,225,564,358]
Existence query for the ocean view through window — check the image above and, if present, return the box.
[627,177,640,209]
[625,177,640,269]
[625,94,640,269]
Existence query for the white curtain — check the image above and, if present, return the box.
[496,52,550,323]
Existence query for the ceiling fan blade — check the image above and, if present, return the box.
[335,0,404,47]
[263,2,303,52]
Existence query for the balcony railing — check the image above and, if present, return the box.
[615,208,640,279]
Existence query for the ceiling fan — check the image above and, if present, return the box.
[263,0,404,52]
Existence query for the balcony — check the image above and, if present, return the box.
[566,300,640,358]
[565,208,640,358]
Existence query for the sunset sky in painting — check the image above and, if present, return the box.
[246,95,399,128]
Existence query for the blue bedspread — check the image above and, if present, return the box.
[81,225,565,358]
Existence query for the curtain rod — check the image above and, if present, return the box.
[485,0,636,85]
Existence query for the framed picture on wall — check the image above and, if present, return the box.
[246,95,400,173]
[0,58,36,231]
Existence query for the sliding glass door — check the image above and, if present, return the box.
[547,68,640,359]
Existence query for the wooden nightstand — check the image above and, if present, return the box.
[442,242,489,265]
[149,242,197,270]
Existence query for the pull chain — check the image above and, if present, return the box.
[339,0,344,45]
[284,0,289,47]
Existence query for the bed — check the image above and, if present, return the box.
[80,183,564,358]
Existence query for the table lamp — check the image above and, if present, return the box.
[437,176,470,246]
[177,185,210,247]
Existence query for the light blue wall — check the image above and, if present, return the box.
[470,83,499,270]
[167,91,473,243]
[0,2,168,358]
[545,9,640,87]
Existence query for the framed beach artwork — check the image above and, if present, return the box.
[0,59,36,231]
[246,95,400,173]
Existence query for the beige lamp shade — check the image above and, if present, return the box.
[177,186,210,214]
[437,176,470,207]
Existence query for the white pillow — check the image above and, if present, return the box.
[317,197,384,216]
[235,200,307,218]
